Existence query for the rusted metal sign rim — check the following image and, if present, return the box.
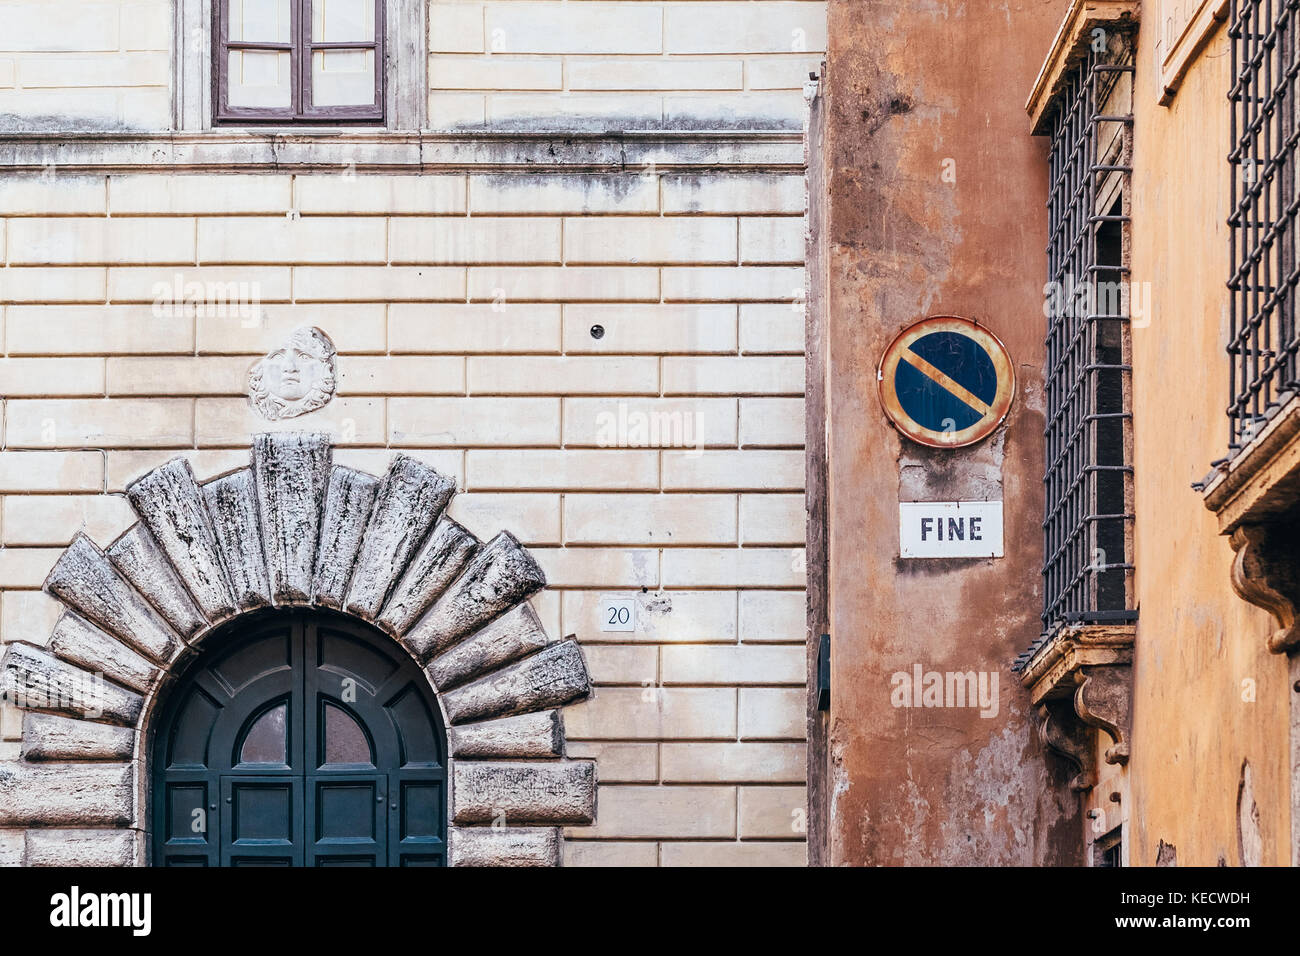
[877,315,1016,449]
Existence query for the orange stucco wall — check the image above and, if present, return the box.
[813,0,1293,867]
[1127,17,1290,867]
[815,0,1081,866]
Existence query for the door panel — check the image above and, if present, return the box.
[209,627,295,697]
[153,610,446,867]
[383,682,444,768]
[221,775,304,867]
[390,773,446,866]
[306,773,386,866]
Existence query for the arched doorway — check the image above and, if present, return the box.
[0,433,595,867]
[151,609,447,867]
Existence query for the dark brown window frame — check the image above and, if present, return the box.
[214,0,385,125]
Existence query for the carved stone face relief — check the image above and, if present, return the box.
[248,326,336,421]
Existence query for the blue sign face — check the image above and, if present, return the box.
[894,330,999,433]
[878,317,1015,448]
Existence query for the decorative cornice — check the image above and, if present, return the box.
[1021,623,1134,790]
[1026,0,1141,135]
[0,131,806,173]
[1019,622,1135,703]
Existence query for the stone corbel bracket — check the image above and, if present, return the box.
[1020,624,1136,789]
[0,432,597,867]
[1229,524,1300,655]
[1074,664,1131,766]
[1203,395,1300,655]
[1035,699,1095,792]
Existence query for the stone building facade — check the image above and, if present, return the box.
[10,0,1292,873]
[0,0,821,866]
[808,0,1300,868]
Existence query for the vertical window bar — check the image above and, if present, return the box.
[1228,0,1300,450]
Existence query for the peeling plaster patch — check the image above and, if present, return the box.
[1237,759,1263,866]
[898,430,1004,502]
[893,772,934,864]
[1156,839,1178,866]
[1018,367,1046,416]
[856,94,912,139]
[933,725,1044,865]
[630,551,655,588]
[828,722,853,843]
[829,58,957,306]
[643,593,671,617]
[630,592,681,643]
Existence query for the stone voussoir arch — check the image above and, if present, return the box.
[0,432,596,867]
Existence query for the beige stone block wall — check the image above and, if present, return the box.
[0,0,172,131]
[430,1,825,130]
[0,1,824,132]
[0,169,807,866]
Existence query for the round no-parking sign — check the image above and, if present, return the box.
[877,316,1015,448]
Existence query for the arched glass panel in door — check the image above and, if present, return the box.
[151,610,447,867]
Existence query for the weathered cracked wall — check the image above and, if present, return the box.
[1127,14,1291,868]
[812,0,1080,865]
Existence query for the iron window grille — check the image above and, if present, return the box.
[215,0,385,125]
[1041,34,1138,635]
[1227,0,1300,452]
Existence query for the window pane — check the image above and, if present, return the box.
[228,50,292,108]
[230,0,291,43]
[239,703,287,764]
[324,703,373,765]
[312,0,375,42]
[312,49,375,107]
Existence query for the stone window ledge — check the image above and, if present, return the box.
[1158,0,1230,106]
[0,131,806,173]
[1203,396,1300,655]
[1019,623,1135,791]
[1026,0,1141,134]
[1203,393,1300,532]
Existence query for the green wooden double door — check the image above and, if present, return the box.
[152,611,447,866]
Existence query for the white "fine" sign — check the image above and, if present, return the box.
[899,501,1004,558]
